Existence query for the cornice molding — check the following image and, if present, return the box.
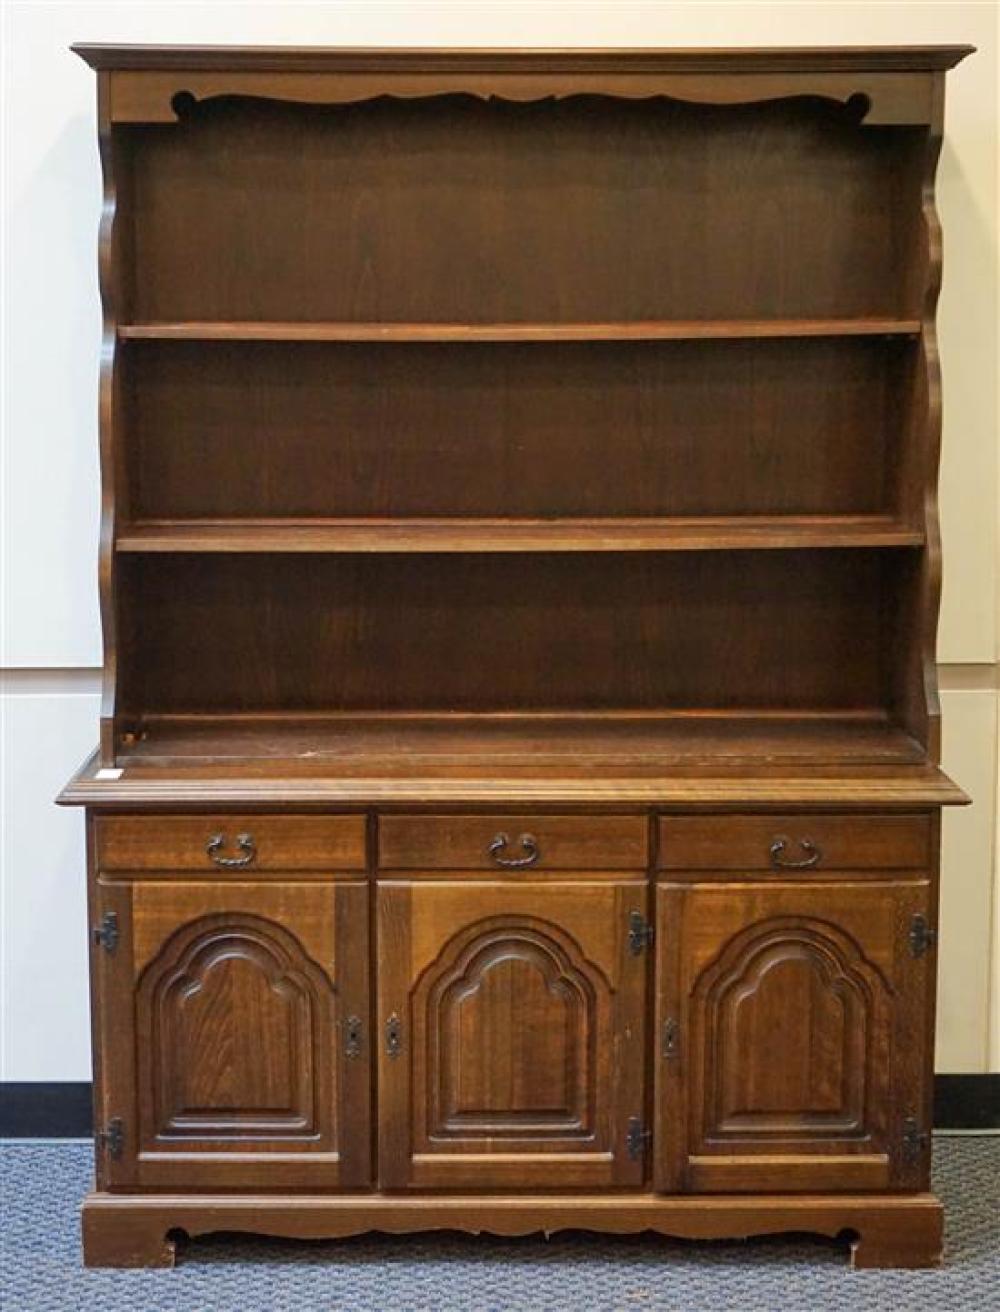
[71,44,975,75]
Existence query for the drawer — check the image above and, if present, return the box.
[379,814,647,870]
[657,814,930,872]
[95,814,367,872]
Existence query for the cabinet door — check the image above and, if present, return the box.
[377,880,647,1190]
[654,881,933,1194]
[93,880,370,1190]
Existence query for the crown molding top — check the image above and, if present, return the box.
[71,43,975,74]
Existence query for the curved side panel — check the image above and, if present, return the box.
[914,77,946,763]
[96,73,125,763]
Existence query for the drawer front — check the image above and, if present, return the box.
[379,814,647,870]
[657,814,930,872]
[95,814,367,872]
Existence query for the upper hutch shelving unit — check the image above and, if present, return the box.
[68,41,971,797]
[64,45,971,1271]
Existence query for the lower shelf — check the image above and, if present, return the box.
[58,712,968,807]
[117,710,925,769]
[81,1190,944,1270]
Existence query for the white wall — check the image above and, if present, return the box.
[2,1,997,1082]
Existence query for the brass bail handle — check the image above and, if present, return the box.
[488,832,541,869]
[769,836,822,870]
[206,832,258,869]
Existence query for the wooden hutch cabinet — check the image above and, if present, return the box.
[61,43,972,1269]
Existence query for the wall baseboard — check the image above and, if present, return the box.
[933,1074,1000,1130]
[1,1083,93,1137]
[3,1077,999,1139]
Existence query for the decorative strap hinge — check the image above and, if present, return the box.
[96,1117,124,1160]
[92,911,119,954]
[628,910,654,956]
[901,1115,929,1165]
[908,913,937,958]
[626,1116,652,1161]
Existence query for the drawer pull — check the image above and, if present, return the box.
[488,832,540,869]
[206,832,257,869]
[769,836,822,870]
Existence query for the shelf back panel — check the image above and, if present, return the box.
[125,95,923,322]
[117,550,895,717]
[126,337,910,520]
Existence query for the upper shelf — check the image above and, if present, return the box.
[118,318,922,343]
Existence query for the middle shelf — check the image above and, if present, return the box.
[115,516,925,554]
[117,318,923,343]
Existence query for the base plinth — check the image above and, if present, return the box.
[81,1190,944,1270]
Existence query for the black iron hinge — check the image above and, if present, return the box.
[626,1116,652,1160]
[628,910,654,956]
[92,911,119,954]
[95,1117,124,1160]
[908,913,937,958]
[902,1115,929,1165]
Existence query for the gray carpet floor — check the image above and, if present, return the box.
[2,1136,998,1310]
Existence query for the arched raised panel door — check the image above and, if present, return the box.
[654,881,933,1194]
[93,881,370,1190]
[377,880,647,1189]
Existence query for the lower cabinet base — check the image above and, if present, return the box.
[81,1190,944,1271]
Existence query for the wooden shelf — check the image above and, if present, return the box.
[117,318,922,343]
[116,516,924,554]
[59,711,969,808]
[110,710,926,768]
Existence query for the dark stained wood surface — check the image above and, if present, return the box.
[95,72,127,765]
[657,814,931,870]
[71,45,975,73]
[93,878,371,1189]
[115,518,925,554]
[95,813,367,871]
[114,551,899,715]
[654,879,932,1193]
[377,879,647,1189]
[107,72,948,129]
[121,335,911,522]
[379,814,647,869]
[69,44,970,1267]
[902,77,947,763]
[79,1189,946,1269]
[126,96,924,323]
[81,711,933,767]
[118,318,922,340]
[84,50,959,769]
[60,712,969,807]
[63,764,966,811]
